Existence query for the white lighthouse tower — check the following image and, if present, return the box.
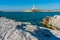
[31,4,38,12]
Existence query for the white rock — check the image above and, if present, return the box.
[48,15,60,29]
[26,25,37,32]
[0,17,38,40]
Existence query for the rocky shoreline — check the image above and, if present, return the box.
[0,16,60,40]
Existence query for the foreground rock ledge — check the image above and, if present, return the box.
[0,17,60,40]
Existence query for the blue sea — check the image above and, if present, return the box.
[0,12,60,23]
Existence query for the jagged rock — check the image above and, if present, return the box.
[0,17,38,40]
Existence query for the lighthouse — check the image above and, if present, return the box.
[24,4,38,12]
[32,4,38,12]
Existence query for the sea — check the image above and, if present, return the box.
[0,12,60,25]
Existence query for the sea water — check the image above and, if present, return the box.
[0,12,60,22]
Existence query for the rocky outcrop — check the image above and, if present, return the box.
[41,15,60,30]
[48,15,60,30]
[0,17,38,40]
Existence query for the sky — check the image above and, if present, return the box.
[0,0,60,11]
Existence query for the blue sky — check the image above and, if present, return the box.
[0,0,60,11]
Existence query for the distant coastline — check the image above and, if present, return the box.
[1,9,60,12]
[23,9,60,12]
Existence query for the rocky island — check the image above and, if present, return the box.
[23,4,60,12]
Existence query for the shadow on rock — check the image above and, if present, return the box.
[27,27,60,40]
[16,24,27,31]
